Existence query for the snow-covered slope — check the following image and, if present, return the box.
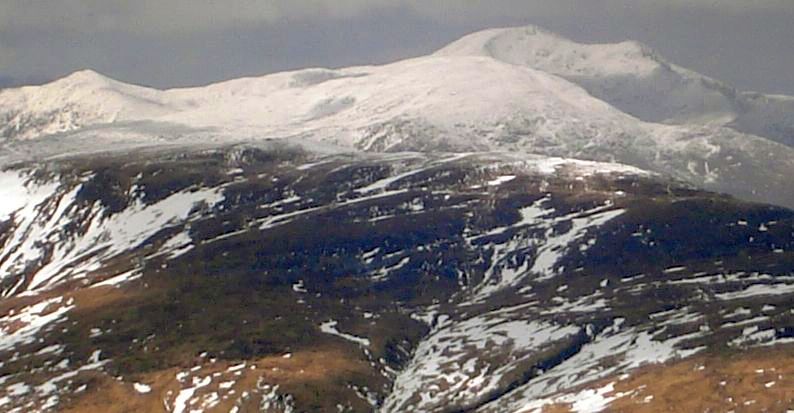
[436,25,794,147]
[1,56,641,149]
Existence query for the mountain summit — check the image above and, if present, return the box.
[437,25,794,146]
[437,25,664,78]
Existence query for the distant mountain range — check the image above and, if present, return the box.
[2,26,793,210]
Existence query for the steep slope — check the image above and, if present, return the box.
[1,146,794,412]
[436,25,794,147]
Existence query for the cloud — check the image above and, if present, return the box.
[2,0,792,34]
[0,0,396,34]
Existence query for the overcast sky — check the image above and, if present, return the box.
[2,0,793,95]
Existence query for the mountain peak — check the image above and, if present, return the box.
[52,69,116,88]
[435,25,664,77]
[30,69,126,98]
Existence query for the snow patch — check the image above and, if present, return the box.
[319,320,370,347]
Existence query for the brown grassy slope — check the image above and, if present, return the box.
[542,345,794,412]
[61,347,376,413]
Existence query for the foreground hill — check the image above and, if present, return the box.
[1,146,793,412]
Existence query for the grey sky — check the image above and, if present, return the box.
[1,0,793,95]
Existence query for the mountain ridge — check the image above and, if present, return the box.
[5,25,794,145]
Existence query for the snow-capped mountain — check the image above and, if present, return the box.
[0,70,174,141]
[437,25,794,147]
[1,26,793,212]
[1,55,636,147]
[5,24,794,151]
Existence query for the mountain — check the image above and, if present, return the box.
[6,26,794,152]
[0,70,173,141]
[1,27,794,212]
[436,25,794,147]
[1,146,793,412]
[2,25,794,412]
[0,56,638,147]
